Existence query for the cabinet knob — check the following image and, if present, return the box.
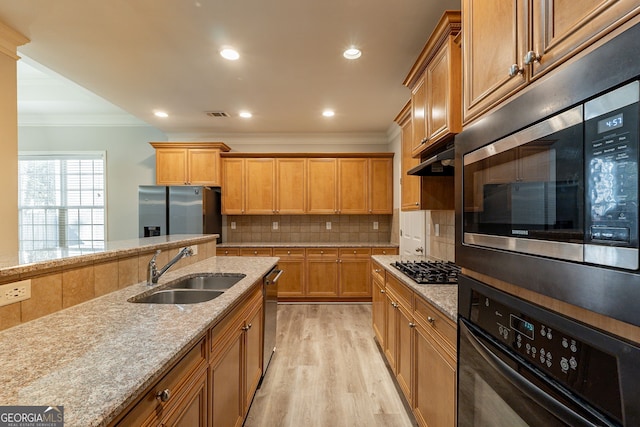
[320,251,324,254]
[287,251,291,255]
[380,289,385,294]
[415,202,419,206]
[254,251,258,255]
[524,50,541,65]
[428,316,435,325]
[409,322,416,328]
[508,64,524,77]
[375,269,381,272]
[242,323,252,331]
[156,389,171,402]
[353,250,357,254]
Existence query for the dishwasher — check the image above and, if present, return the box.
[262,266,282,381]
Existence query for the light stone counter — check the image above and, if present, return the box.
[372,255,458,321]
[218,242,399,248]
[0,255,278,427]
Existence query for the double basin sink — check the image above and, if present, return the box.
[128,273,246,304]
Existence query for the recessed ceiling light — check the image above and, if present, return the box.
[220,48,240,61]
[239,111,252,118]
[343,48,362,60]
[322,109,335,117]
[154,111,169,118]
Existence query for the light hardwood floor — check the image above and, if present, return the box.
[244,304,416,427]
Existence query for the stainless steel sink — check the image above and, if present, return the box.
[167,273,246,291]
[130,289,224,304]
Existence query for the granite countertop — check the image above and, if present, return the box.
[0,255,278,427]
[372,255,458,321]
[218,241,399,248]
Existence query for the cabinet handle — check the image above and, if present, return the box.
[427,316,435,325]
[375,269,381,272]
[508,64,524,77]
[156,389,171,402]
[242,323,252,331]
[415,202,419,206]
[409,322,416,328]
[380,289,385,294]
[320,251,324,254]
[391,301,398,308]
[287,251,291,255]
[524,50,541,65]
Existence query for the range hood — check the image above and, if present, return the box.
[407,146,455,176]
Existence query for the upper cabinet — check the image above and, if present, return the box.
[150,142,230,186]
[462,0,640,125]
[222,153,393,215]
[403,11,462,159]
[396,103,421,211]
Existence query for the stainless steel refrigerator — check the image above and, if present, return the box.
[138,186,222,242]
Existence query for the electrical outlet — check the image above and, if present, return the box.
[373,221,379,230]
[231,221,236,230]
[273,221,279,230]
[0,279,31,307]
[326,221,332,230]
[179,246,197,256]
[435,223,440,237]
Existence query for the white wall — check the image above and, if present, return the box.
[18,126,167,241]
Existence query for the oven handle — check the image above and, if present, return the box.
[460,319,609,427]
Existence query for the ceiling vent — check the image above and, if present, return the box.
[205,111,230,118]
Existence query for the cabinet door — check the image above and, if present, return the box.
[372,276,386,347]
[411,76,428,154]
[245,158,275,214]
[384,294,399,373]
[156,148,188,185]
[307,158,337,214]
[401,116,421,211]
[426,36,461,145]
[338,158,368,214]
[163,368,208,427]
[306,251,339,296]
[276,158,306,214]
[222,158,245,214]
[369,158,393,214]
[463,0,529,124]
[275,258,305,297]
[339,258,371,297]
[210,330,244,427]
[244,301,264,413]
[532,0,640,78]
[396,304,413,405]
[188,149,220,185]
[413,323,456,427]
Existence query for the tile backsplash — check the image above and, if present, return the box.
[225,215,393,243]
[426,210,455,262]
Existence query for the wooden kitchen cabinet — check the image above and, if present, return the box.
[371,247,399,256]
[338,248,371,297]
[217,248,240,256]
[403,11,462,158]
[240,247,273,257]
[385,274,414,404]
[338,158,368,214]
[276,158,306,214]
[306,248,339,297]
[273,248,305,297]
[245,158,276,214]
[150,142,230,186]
[210,283,263,427]
[221,158,245,214]
[462,0,640,124]
[369,157,393,214]
[307,158,338,214]
[396,102,421,211]
[371,261,386,347]
[113,338,208,426]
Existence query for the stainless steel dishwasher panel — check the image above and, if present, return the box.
[262,267,282,379]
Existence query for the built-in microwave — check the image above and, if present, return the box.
[462,80,639,270]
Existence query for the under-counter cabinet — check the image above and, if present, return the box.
[272,248,305,297]
[371,260,386,346]
[150,142,230,186]
[306,248,340,297]
[462,0,640,124]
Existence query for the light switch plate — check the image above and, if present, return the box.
[231,221,236,230]
[0,279,31,307]
[273,221,279,230]
[373,221,379,230]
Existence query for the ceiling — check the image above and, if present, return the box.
[0,0,460,137]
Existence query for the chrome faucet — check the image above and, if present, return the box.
[147,247,194,285]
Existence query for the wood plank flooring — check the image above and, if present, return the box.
[244,304,415,427]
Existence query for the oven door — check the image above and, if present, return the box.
[458,319,617,427]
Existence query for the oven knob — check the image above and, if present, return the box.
[540,326,547,337]
[570,357,578,370]
[531,347,537,355]
[570,341,578,353]
[547,359,553,368]
[499,325,504,335]
[503,330,509,339]
[562,338,569,348]
[526,343,531,352]
[540,354,546,364]
[561,358,569,371]
[546,352,552,362]
[546,330,553,340]
[540,348,546,358]
[517,341,522,348]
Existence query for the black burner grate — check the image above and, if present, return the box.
[391,260,460,284]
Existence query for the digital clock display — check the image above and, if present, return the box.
[510,314,535,340]
[597,113,624,134]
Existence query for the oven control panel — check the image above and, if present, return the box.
[470,290,618,396]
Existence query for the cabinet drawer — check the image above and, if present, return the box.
[217,248,240,256]
[386,274,413,311]
[272,248,305,259]
[371,260,385,284]
[339,247,372,258]
[371,247,398,255]
[306,248,339,258]
[116,338,207,426]
[240,248,273,257]
[414,296,456,351]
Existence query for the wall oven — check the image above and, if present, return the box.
[455,21,640,328]
[458,275,640,426]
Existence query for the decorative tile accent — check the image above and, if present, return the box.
[62,265,95,308]
[21,273,63,322]
[94,261,119,297]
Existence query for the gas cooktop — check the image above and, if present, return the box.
[391,260,460,285]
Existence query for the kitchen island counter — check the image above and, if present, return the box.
[0,255,278,427]
[218,241,399,248]
[372,255,457,321]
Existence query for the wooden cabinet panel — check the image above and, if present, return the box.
[240,248,273,257]
[245,158,276,214]
[371,247,399,256]
[462,0,528,124]
[188,149,220,185]
[164,367,208,427]
[276,158,306,214]
[411,77,428,153]
[210,333,243,427]
[151,142,229,186]
[372,275,386,347]
[396,303,414,404]
[222,158,245,214]
[369,158,393,214]
[274,248,305,297]
[306,253,339,297]
[307,158,337,214]
[397,104,421,211]
[339,259,370,297]
[384,292,399,372]
[217,248,240,256]
[244,299,263,412]
[156,148,188,185]
[338,158,368,214]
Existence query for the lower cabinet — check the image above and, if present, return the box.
[374,268,457,427]
[273,248,305,297]
[111,282,264,427]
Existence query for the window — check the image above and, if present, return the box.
[18,153,106,252]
